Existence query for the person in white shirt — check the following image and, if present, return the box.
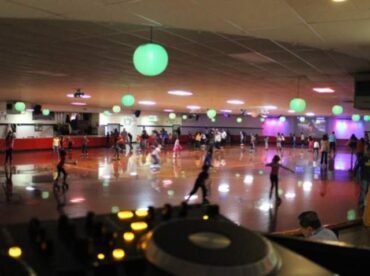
[313,140,320,160]
[221,130,227,147]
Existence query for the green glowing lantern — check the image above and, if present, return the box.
[111,206,120,214]
[182,114,188,120]
[14,102,26,112]
[299,117,305,123]
[289,98,306,113]
[112,105,121,113]
[169,112,176,120]
[347,209,356,221]
[133,43,168,76]
[364,115,370,122]
[236,117,242,123]
[260,117,265,122]
[207,109,217,119]
[352,114,361,121]
[121,95,135,107]
[279,116,286,122]
[42,109,50,116]
[332,105,343,115]
[103,110,111,116]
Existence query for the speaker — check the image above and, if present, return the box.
[354,73,370,109]
[134,110,141,118]
[33,105,42,115]
[6,103,13,111]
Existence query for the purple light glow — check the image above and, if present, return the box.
[262,118,290,136]
[333,120,364,139]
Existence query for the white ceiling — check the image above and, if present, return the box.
[0,0,369,115]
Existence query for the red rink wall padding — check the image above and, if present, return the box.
[0,135,349,152]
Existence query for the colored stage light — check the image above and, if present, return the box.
[123,232,135,242]
[97,253,105,260]
[289,98,306,112]
[332,105,343,115]
[112,248,125,261]
[117,211,134,220]
[130,222,148,231]
[8,246,22,258]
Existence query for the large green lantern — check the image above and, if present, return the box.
[236,117,242,123]
[112,105,121,113]
[364,115,370,122]
[14,102,26,112]
[169,112,176,120]
[332,105,343,115]
[352,114,360,121]
[289,98,306,113]
[121,95,135,107]
[42,109,50,116]
[207,109,217,119]
[133,43,168,76]
[103,110,111,116]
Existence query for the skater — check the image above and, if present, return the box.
[81,136,89,157]
[150,144,161,171]
[54,149,68,190]
[4,130,15,166]
[185,165,210,204]
[264,136,269,150]
[266,155,294,204]
[313,139,320,160]
[172,136,182,159]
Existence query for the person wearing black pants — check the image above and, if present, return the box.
[4,130,15,165]
[266,155,294,204]
[55,150,68,189]
[320,135,329,167]
[185,165,210,204]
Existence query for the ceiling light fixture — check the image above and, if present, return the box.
[133,27,168,76]
[163,109,174,112]
[67,89,91,98]
[332,105,343,115]
[71,102,87,106]
[306,112,315,117]
[261,105,277,110]
[290,77,306,112]
[138,100,156,106]
[227,99,244,105]
[187,105,200,110]
[288,110,296,113]
[168,90,193,96]
[220,109,232,113]
[313,87,335,93]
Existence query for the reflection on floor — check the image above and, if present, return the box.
[0,146,363,233]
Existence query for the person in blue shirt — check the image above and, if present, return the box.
[298,211,338,242]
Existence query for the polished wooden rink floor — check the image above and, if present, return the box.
[0,145,363,233]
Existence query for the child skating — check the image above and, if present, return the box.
[266,155,294,204]
[54,149,68,191]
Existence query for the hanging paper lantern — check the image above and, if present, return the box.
[133,43,168,76]
[260,117,265,122]
[207,109,217,119]
[299,117,305,123]
[332,105,343,115]
[279,116,286,122]
[236,117,242,123]
[182,114,188,120]
[352,114,361,121]
[364,115,370,122]
[103,110,111,116]
[289,98,306,112]
[14,102,26,112]
[42,109,50,116]
[169,112,176,120]
[112,105,121,113]
[121,95,135,107]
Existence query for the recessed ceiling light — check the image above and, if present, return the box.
[332,0,347,2]
[138,100,156,106]
[227,99,244,105]
[220,109,232,113]
[67,94,74,98]
[163,109,174,112]
[313,88,335,93]
[306,112,315,117]
[187,105,201,110]
[261,105,277,110]
[288,110,296,113]
[168,90,193,96]
[71,102,87,106]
